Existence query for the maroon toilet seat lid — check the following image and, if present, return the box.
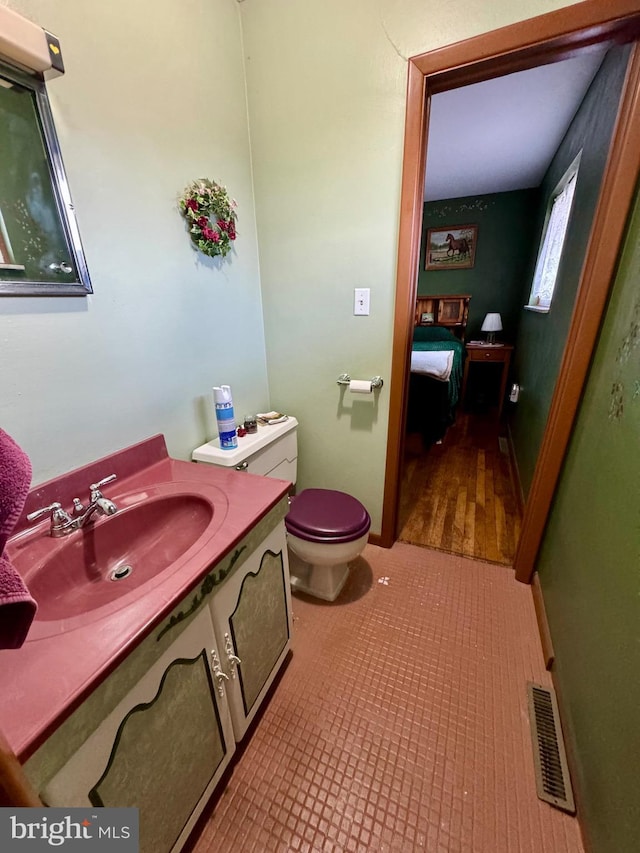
[285,489,371,544]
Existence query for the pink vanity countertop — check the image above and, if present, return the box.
[0,434,290,761]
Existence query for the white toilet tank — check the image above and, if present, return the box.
[192,416,298,483]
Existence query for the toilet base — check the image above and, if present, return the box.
[288,550,350,602]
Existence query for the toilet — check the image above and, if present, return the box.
[192,417,370,601]
[285,488,370,600]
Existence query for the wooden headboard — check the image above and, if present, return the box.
[414,294,471,340]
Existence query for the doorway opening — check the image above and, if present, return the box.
[398,45,614,566]
[380,0,640,583]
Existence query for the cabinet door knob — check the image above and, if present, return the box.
[210,649,230,697]
[224,632,242,678]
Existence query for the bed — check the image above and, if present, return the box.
[406,295,470,446]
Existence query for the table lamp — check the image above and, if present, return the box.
[481,312,502,344]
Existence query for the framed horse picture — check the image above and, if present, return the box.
[425,225,478,270]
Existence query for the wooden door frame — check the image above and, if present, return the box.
[380,0,640,585]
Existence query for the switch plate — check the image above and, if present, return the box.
[354,287,370,315]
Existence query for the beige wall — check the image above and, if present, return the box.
[240,0,581,531]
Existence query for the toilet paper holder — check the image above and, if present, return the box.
[337,373,383,389]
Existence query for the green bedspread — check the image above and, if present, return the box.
[412,337,466,407]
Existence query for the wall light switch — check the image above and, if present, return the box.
[354,287,370,316]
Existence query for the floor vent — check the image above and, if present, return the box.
[527,682,576,814]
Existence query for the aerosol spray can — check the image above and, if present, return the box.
[213,385,238,449]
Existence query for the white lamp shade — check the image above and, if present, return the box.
[481,312,503,332]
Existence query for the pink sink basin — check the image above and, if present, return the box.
[10,485,226,634]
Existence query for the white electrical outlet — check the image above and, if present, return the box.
[354,287,370,315]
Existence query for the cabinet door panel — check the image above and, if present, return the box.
[41,609,235,853]
[211,523,292,740]
[231,549,289,714]
[89,652,223,853]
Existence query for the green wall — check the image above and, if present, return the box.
[419,190,537,341]
[510,46,630,497]
[536,184,640,853]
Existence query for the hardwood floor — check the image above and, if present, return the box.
[398,412,522,565]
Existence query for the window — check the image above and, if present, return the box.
[527,152,581,313]
[0,61,91,296]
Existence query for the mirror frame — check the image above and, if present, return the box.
[0,61,92,297]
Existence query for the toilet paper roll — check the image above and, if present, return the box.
[349,379,373,394]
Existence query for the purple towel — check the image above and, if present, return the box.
[0,428,32,553]
[0,429,35,648]
[0,555,37,648]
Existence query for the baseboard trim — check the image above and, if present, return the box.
[506,422,526,516]
[531,572,555,670]
[549,668,592,853]
[368,532,383,547]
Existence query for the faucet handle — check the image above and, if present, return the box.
[90,474,117,492]
[89,474,117,501]
[27,502,70,525]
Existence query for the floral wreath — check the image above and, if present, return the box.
[179,178,237,259]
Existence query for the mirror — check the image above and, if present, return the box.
[0,61,91,296]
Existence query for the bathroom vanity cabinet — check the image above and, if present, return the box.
[41,608,235,853]
[210,522,292,741]
[25,505,292,853]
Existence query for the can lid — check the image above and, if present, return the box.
[213,385,232,404]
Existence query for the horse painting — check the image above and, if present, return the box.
[425,225,477,270]
[446,233,470,258]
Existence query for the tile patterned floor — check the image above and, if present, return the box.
[191,542,584,853]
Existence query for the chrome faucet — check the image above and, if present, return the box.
[27,474,118,538]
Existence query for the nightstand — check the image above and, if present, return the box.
[461,343,514,419]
